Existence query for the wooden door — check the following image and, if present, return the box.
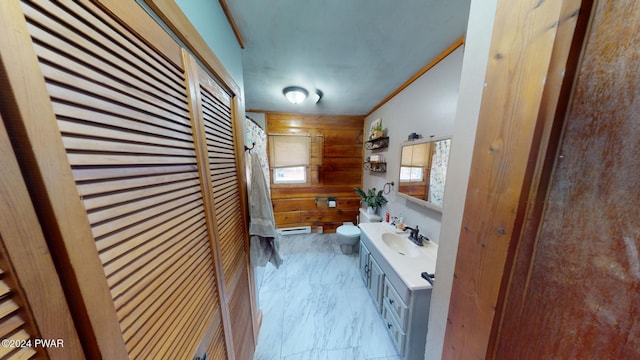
[0,115,84,359]
[443,0,638,358]
[494,0,640,358]
[0,0,254,358]
[184,54,255,360]
[16,1,226,357]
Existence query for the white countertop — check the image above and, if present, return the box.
[359,222,438,290]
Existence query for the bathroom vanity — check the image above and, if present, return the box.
[358,222,438,360]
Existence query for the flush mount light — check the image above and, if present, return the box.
[283,86,308,104]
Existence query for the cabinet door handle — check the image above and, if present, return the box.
[387,323,392,329]
[364,264,369,273]
[389,299,394,305]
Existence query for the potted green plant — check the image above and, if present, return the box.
[368,118,384,140]
[372,122,383,139]
[354,187,388,214]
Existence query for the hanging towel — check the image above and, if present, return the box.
[248,153,283,268]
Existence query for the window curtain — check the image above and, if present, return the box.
[245,117,269,190]
[401,142,432,167]
[268,134,310,168]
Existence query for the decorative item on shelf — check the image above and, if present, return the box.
[354,187,388,214]
[407,132,422,141]
[368,118,384,140]
[369,154,382,162]
[365,136,389,150]
[364,161,386,172]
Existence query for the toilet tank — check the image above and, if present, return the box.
[358,208,382,224]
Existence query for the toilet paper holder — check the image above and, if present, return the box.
[315,196,337,207]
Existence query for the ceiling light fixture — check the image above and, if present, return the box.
[283,86,308,104]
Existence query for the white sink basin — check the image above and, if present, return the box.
[381,233,420,257]
[359,223,438,290]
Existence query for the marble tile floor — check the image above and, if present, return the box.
[253,233,401,360]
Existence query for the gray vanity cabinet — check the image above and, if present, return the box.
[358,241,369,283]
[382,278,409,353]
[360,234,432,360]
[359,241,385,312]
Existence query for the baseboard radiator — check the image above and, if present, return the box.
[276,226,311,235]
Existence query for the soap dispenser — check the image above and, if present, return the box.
[396,213,404,230]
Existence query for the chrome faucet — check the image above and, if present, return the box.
[403,225,427,246]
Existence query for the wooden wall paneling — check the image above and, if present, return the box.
[0,1,128,357]
[272,198,318,212]
[320,171,362,185]
[302,210,360,223]
[183,51,233,360]
[267,113,364,231]
[273,212,303,225]
[321,157,363,171]
[185,53,255,360]
[270,186,364,200]
[491,0,593,356]
[442,0,586,358]
[310,134,324,185]
[0,115,84,359]
[495,0,639,358]
[268,114,366,130]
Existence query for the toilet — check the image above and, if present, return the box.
[336,208,382,254]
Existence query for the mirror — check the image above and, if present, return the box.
[398,136,451,211]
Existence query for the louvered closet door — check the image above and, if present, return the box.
[0,120,38,360]
[0,116,84,360]
[20,1,226,359]
[185,56,255,360]
[0,252,38,360]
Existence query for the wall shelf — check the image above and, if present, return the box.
[365,136,389,150]
[365,161,387,172]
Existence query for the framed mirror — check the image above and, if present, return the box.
[398,136,451,211]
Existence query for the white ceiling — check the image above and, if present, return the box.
[225,0,471,115]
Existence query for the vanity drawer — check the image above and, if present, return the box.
[383,278,408,329]
[382,300,406,356]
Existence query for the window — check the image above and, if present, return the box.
[400,166,424,182]
[273,166,306,183]
[269,134,311,184]
[400,142,430,182]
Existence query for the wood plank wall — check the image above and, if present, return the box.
[442,0,592,358]
[267,113,364,233]
[494,0,639,358]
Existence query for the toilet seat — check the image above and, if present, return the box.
[336,224,361,255]
[337,224,360,238]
